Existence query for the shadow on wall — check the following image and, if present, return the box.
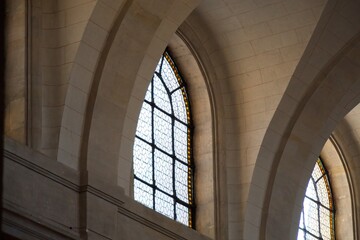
[1,0,6,237]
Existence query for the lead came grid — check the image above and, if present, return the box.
[297,159,335,240]
[133,52,194,227]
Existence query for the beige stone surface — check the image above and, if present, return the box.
[4,0,360,239]
[5,0,26,143]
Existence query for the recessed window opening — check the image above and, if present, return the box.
[133,51,195,227]
[297,158,335,240]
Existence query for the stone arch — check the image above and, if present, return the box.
[57,0,201,176]
[321,136,355,239]
[28,0,98,158]
[244,0,360,239]
[57,0,131,170]
[259,40,360,240]
[333,104,360,239]
[130,31,218,237]
[56,0,230,238]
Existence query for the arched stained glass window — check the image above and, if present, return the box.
[297,158,335,240]
[133,51,194,227]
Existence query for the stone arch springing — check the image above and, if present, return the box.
[244,1,360,238]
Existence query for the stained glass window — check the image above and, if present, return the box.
[133,51,194,227]
[297,158,335,240]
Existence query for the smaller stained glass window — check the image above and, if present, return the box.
[297,158,335,240]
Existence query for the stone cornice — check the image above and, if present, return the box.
[4,150,80,192]
[117,206,188,240]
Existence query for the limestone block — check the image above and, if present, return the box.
[260,60,297,82]
[268,10,316,34]
[42,63,72,85]
[83,21,108,51]
[166,0,192,25]
[236,55,259,74]
[42,106,64,127]
[42,12,65,29]
[245,112,268,131]
[65,21,87,45]
[5,75,25,102]
[247,183,265,210]
[216,42,255,63]
[71,63,94,93]
[256,49,283,69]
[90,1,116,30]
[283,0,326,13]
[87,193,117,239]
[65,1,96,25]
[62,107,84,136]
[245,203,262,227]
[237,3,287,27]
[251,30,298,54]
[41,126,61,149]
[57,0,95,11]
[65,42,80,63]
[43,84,67,106]
[221,0,257,15]
[75,42,100,70]
[8,98,25,133]
[280,42,307,61]
[242,85,266,102]
[41,47,65,66]
[57,147,78,169]
[117,156,131,186]
[265,95,282,111]
[227,183,250,203]
[65,85,88,114]
[226,22,272,46]
[295,24,316,43]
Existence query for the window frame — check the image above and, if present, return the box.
[298,157,336,240]
[133,50,196,228]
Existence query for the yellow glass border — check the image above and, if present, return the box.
[164,51,194,228]
[316,158,335,240]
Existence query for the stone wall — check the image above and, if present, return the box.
[5,0,26,143]
[4,0,360,239]
[2,138,211,240]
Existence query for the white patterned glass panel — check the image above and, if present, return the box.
[133,138,153,183]
[175,161,188,202]
[136,103,152,143]
[313,163,323,181]
[154,149,173,194]
[134,180,153,209]
[161,56,180,92]
[172,88,187,123]
[155,58,162,73]
[153,74,171,114]
[155,190,174,218]
[145,81,152,102]
[154,108,172,153]
[176,203,189,225]
[174,121,188,163]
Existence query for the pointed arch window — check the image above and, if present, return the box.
[133,51,195,227]
[297,158,335,240]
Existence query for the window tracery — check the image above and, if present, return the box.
[133,51,194,227]
[298,158,335,240]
